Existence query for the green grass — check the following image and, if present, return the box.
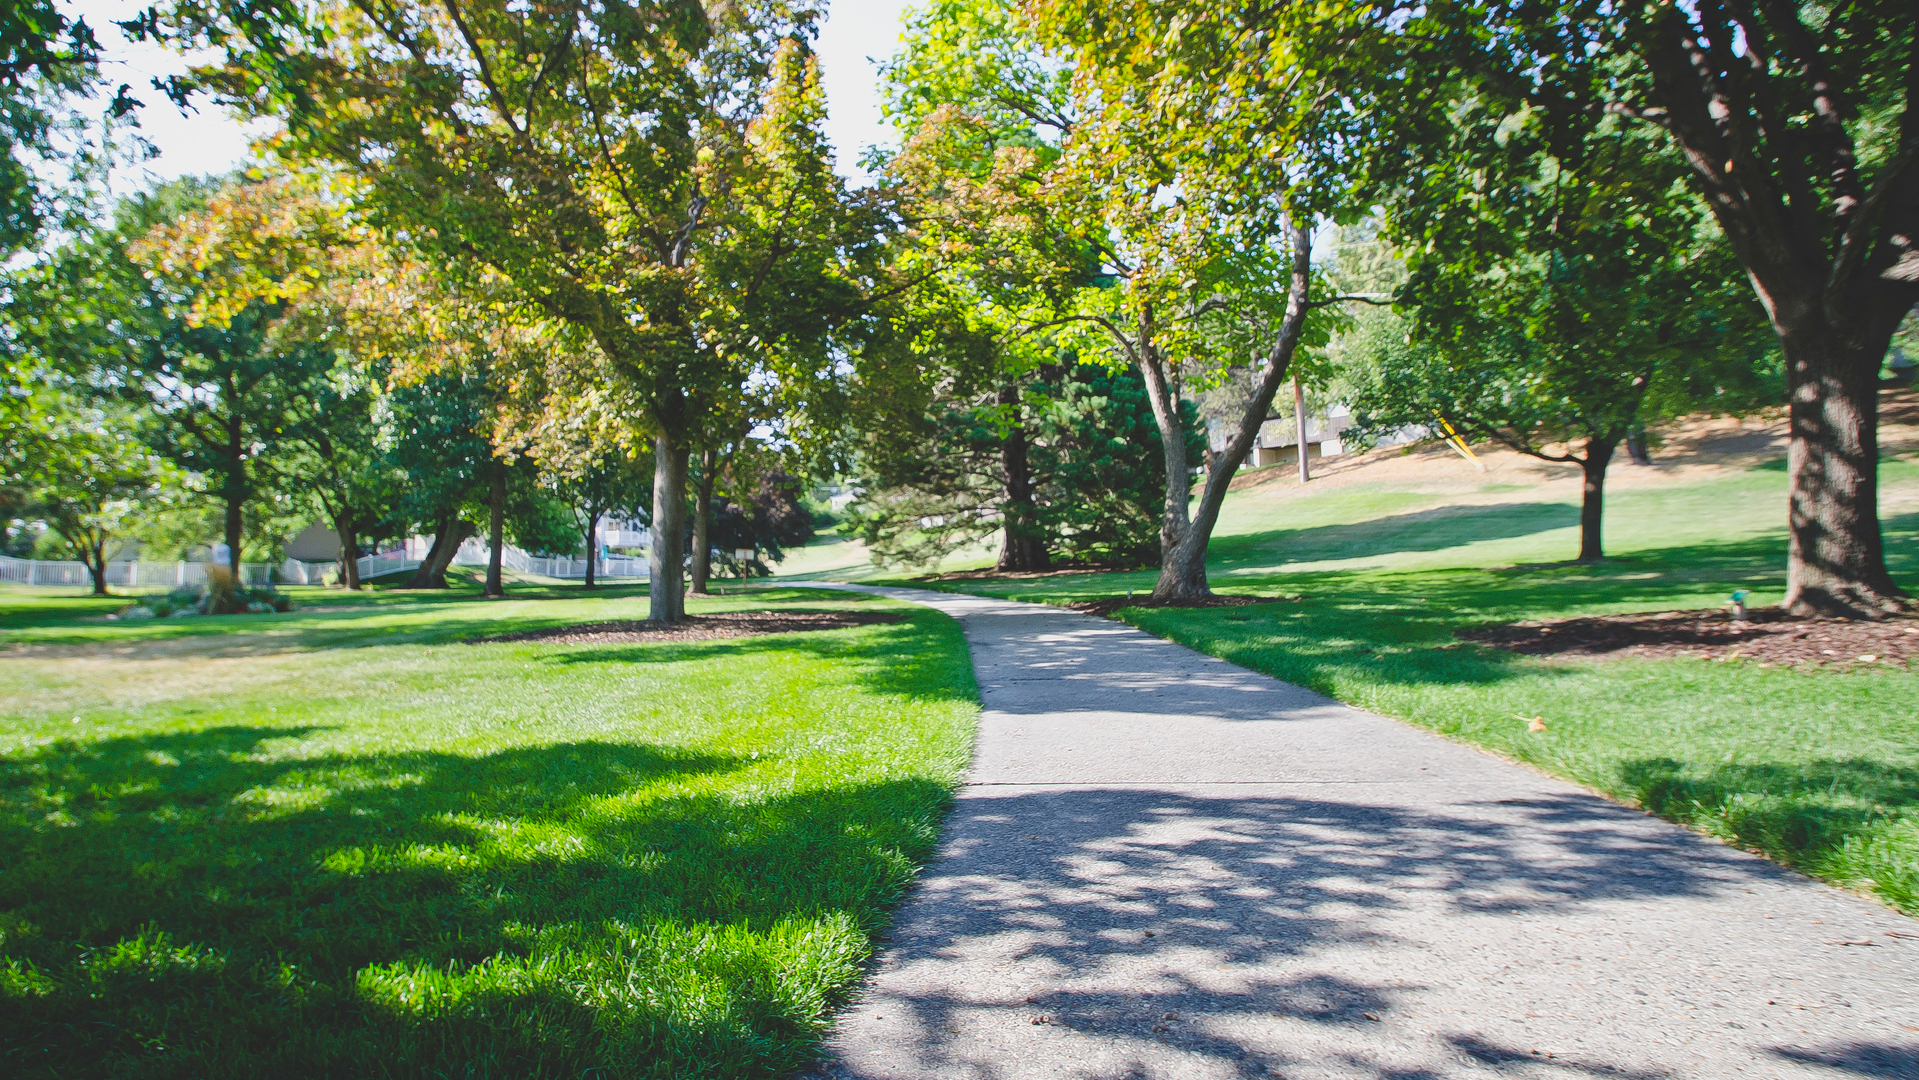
[902,459,1919,916]
[0,584,977,1078]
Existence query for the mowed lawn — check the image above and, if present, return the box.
[0,584,977,1079]
[907,456,1919,916]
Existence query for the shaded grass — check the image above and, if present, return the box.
[0,585,976,1079]
[903,463,1919,915]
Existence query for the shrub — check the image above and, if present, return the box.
[203,566,242,615]
[116,579,292,620]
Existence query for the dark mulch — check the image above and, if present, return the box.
[927,566,1112,582]
[467,610,910,646]
[1068,594,1303,618]
[1458,607,1919,668]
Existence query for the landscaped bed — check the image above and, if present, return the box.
[1458,607,1919,668]
[0,584,976,1079]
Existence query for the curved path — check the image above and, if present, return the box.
[797,583,1918,1080]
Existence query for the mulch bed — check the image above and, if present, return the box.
[927,567,1110,582]
[1458,607,1919,669]
[1068,594,1303,618]
[467,610,909,646]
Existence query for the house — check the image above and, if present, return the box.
[285,521,342,561]
[1211,404,1354,469]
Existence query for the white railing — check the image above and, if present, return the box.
[355,549,420,581]
[452,539,647,579]
[0,555,274,589]
[0,547,638,590]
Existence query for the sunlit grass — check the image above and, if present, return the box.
[0,585,977,1079]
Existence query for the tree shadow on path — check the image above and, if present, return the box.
[830,786,1916,1080]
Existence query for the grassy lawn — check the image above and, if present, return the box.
[0,583,977,1079]
[904,457,1919,916]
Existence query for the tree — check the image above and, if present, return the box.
[380,373,493,590]
[710,469,814,570]
[5,398,174,594]
[8,180,318,577]
[527,404,650,589]
[0,0,139,257]
[1028,0,1369,600]
[175,0,865,623]
[1038,363,1200,566]
[871,0,1095,572]
[125,204,333,577]
[850,358,1193,570]
[1407,0,1916,612]
[282,365,389,589]
[1350,90,1775,562]
[1622,0,1916,614]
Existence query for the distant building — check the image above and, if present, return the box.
[1210,404,1354,469]
[285,522,340,561]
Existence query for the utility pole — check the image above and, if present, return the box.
[1294,374,1311,484]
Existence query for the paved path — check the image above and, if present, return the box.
[797,583,1919,1080]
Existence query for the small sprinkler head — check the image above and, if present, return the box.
[1727,589,1751,621]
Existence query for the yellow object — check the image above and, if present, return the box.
[1432,413,1486,471]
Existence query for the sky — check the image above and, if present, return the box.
[60,0,918,191]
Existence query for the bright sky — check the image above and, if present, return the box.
[60,0,918,191]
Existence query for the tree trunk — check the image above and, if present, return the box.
[648,433,688,624]
[223,488,244,576]
[333,506,361,591]
[1135,336,1205,599]
[484,460,506,598]
[1577,438,1617,563]
[405,513,470,589]
[996,382,1050,572]
[690,448,717,594]
[1779,326,1907,615]
[86,539,108,595]
[1636,10,1916,616]
[1626,430,1653,466]
[583,509,600,589]
[1137,219,1314,601]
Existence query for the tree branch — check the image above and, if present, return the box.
[439,0,529,147]
[1827,146,1919,330]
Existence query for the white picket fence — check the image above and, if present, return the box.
[0,555,279,589]
[349,540,648,582]
[0,546,644,591]
[454,539,647,580]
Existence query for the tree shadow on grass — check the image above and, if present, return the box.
[1617,757,1919,910]
[0,724,955,1079]
[825,786,1888,1080]
[1211,500,1582,570]
[1,587,911,661]
[538,610,979,705]
[1116,533,1804,692]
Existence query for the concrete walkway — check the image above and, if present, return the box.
[798,583,1919,1080]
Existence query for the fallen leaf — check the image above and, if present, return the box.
[1857,654,1877,663]
[1529,717,1547,732]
